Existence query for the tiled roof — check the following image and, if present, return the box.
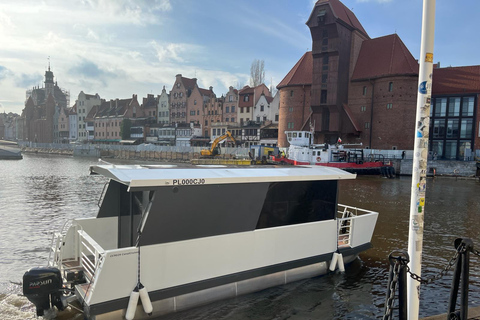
[181,77,197,90]
[199,88,214,97]
[432,66,480,95]
[277,52,313,89]
[311,0,368,37]
[351,34,418,81]
[239,86,254,95]
[342,104,361,132]
[265,96,274,103]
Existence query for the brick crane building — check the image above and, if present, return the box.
[277,0,480,160]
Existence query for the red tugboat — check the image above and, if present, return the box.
[271,130,395,177]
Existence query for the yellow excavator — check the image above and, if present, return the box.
[200,131,236,157]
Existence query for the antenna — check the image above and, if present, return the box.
[48,56,50,71]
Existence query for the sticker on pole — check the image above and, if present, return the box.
[419,81,427,94]
[425,52,433,63]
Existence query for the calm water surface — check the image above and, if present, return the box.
[1,154,479,319]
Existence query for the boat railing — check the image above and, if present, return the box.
[337,204,378,248]
[48,219,75,268]
[77,230,105,282]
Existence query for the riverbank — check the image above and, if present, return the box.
[20,145,479,178]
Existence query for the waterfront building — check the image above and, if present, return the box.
[157,86,170,125]
[223,86,238,124]
[170,74,196,125]
[253,91,276,123]
[277,0,480,159]
[203,88,223,137]
[75,91,101,141]
[238,84,271,126]
[142,94,158,123]
[88,95,144,143]
[20,66,69,143]
[175,122,202,147]
[68,104,78,142]
[54,106,70,143]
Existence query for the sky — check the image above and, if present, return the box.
[0,0,479,115]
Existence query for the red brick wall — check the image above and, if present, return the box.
[278,85,311,147]
[348,76,418,149]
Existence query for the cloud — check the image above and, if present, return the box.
[0,66,9,80]
[149,41,203,64]
[15,73,43,88]
[78,0,172,25]
[68,59,118,86]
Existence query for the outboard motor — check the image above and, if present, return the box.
[23,267,65,316]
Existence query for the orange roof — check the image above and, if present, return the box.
[277,52,313,89]
[432,66,480,95]
[351,34,418,81]
[309,0,368,37]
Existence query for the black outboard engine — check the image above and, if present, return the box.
[23,267,65,316]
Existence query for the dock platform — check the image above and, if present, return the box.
[421,306,480,320]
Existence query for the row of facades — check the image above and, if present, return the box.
[14,69,280,147]
[6,0,480,160]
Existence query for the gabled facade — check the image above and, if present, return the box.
[68,104,78,141]
[253,92,275,123]
[238,84,271,126]
[76,91,101,141]
[157,86,170,125]
[223,86,238,124]
[170,74,196,124]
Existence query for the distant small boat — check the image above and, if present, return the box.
[271,131,395,177]
[22,165,378,319]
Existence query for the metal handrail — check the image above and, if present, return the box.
[77,230,105,282]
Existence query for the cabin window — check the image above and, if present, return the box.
[299,133,302,138]
[256,180,338,229]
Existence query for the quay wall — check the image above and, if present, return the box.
[398,159,477,177]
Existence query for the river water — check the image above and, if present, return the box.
[1,154,479,319]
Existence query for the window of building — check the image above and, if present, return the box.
[361,106,366,112]
[263,116,267,121]
[386,103,393,109]
[462,97,474,116]
[226,106,229,113]
[240,107,244,113]
[322,74,328,83]
[212,129,216,136]
[388,82,393,92]
[194,100,197,105]
[290,90,294,97]
[229,95,233,102]
[246,107,250,113]
[197,110,200,115]
[434,98,447,117]
[448,97,461,116]
[362,86,367,96]
[260,105,264,111]
[226,118,229,122]
[231,106,235,112]
[231,117,235,122]
[287,122,294,129]
[364,122,370,129]
[257,116,260,122]
[289,107,293,112]
[460,119,473,138]
[244,95,249,102]
[321,90,327,104]
[205,120,208,126]
[275,114,279,121]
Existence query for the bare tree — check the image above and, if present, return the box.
[250,59,265,87]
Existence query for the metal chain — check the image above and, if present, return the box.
[407,245,462,285]
[383,260,402,320]
[472,248,480,258]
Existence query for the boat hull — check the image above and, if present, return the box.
[81,246,367,320]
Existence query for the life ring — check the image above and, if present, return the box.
[316,157,321,162]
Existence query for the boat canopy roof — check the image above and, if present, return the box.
[90,164,355,190]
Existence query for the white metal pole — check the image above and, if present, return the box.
[407,0,436,319]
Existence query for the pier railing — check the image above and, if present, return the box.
[384,238,480,320]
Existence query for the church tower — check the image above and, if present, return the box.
[45,60,54,99]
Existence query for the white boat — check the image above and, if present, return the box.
[272,131,395,177]
[23,164,378,319]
